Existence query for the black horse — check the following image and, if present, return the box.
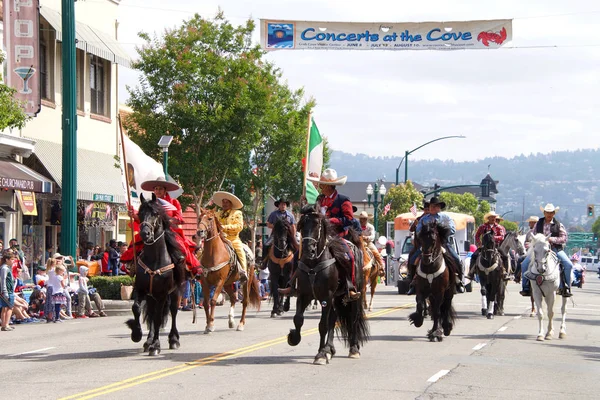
[409,220,457,342]
[477,230,505,319]
[266,218,294,318]
[287,205,369,364]
[126,194,186,356]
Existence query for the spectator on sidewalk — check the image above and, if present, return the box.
[1,250,17,331]
[53,254,73,319]
[77,266,106,318]
[108,240,120,276]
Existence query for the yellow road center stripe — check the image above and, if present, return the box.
[61,303,414,400]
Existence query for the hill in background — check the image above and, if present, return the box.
[330,149,600,228]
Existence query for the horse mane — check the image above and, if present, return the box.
[419,219,452,245]
[482,230,495,248]
[526,233,548,258]
[138,197,185,285]
[273,217,291,237]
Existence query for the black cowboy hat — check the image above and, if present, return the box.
[352,206,358,213]
[428,197,446,210]
[421,199,430,209]
[274,198,290,207]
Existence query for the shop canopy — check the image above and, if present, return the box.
[24,139,126,204]
[0,159,53,193]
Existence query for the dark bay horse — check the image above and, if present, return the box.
[126,194,186,356]
[197,208,261,333]
[408,220,457,342]
[266,218,294,318]
[477,230,505,319]
[288,206,369,364]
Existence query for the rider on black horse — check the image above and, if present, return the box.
[261,197,299,270]
[413,197,465,294]
[465,211,510,282]
[406,200,430,295]
[280,168,362,302]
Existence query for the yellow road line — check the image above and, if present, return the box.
[61,303,414,400]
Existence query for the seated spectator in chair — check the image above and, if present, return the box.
[77,266,106,318]
[28,286,45,318]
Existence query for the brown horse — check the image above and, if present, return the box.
[360,239,381,312]
[408,220,457,342]
[196,208,261,333]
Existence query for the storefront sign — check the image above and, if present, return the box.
[261,19,512,51]
[91,202,113,221]
[93,193,114,202]
[15,190,37,216]
[3,0,41,116]
[1,176,36,191]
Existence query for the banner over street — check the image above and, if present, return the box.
[260,19,512,51]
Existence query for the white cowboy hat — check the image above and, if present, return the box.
[540,203,560,213]
[359,211,369,219]
[483,211,499,221]
[212,191,243,210]
[526,216,539,223]
[140,176,180,192]
[307,168,347,186]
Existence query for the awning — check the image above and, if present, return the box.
[0,159,53,193]
[23,139,126,204]
[39,6,132,68]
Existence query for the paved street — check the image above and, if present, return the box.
[2,277,600,400]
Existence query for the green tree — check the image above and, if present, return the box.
[592,217,600,237]
[0,52,30,130]
[125,12,309,219]
[377,181,423,232]
[500,220,519,232]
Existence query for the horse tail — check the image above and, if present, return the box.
[335,296,370,347]
[246,266,262,311]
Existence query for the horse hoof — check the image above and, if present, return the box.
[435,336,443,342]
[481,308,487,316]
[536,335,544,341]
[169,342,180,350]
[143,342,150,352]
[283,302,290,312]
[287,330,301,346]
[530,312,536,318]
[545,333,553,340]
[313,356,328,365]
[326,352,332,361]
[236,324,245,332]
[497,310,505,316]
[149,348,160,356]
[559,332,566,339]
[486,313,494,320]
[270,312,277,318]
[228,320,235,329]
[204,326,214,334]
[348,351,360,359]
[368,306,372,312]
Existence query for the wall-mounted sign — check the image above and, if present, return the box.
[93,193,114,202]
[261,19,512,51]
[3,0,41,116]
[15,190,37,216]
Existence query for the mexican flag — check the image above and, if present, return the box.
[305,118,323,203]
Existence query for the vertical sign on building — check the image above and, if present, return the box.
[3,0,41,116]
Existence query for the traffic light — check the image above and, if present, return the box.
[594,233,598,242]
[587,204,595,218]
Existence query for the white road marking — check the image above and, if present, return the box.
[514,316,522,320]
[9,347,56,357]
[427,369,450,383]
[472,343,487,350]
[497,326,508,332]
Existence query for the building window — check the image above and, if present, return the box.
[90,55,106,116]
[40,41,48,99]
[77,50,85,111]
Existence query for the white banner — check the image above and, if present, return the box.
[260,19,512,51]
[119,134,183,210]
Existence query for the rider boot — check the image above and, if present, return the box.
[465,255,477,281]
[405,261,417,295]
[345,277,361,302]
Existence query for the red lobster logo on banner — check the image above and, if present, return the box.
[477,27,507,47]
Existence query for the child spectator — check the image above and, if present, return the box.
[48,264,68,323]
[1,250,17,331]
[77,266,106,317]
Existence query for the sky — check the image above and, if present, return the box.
[114,0,600,162]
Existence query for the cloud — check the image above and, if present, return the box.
[116,0,600,163]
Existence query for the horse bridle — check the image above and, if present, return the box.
[302,216,328,260]
[198,216,217,242]
[140,217,165,246]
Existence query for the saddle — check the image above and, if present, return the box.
[341,239,364,285]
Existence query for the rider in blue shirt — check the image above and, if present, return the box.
[261,198,298,270]
[415,197,465,293]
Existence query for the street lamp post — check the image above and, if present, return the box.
[395,135,466,185]
[500,211,513,218]
[158,135,173,175]
[366,180,387,234]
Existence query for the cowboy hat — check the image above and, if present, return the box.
[359,211,369,219]
[352,206,358,213]
[421,200,430,210]
[307,168,347,186]
[484,211,499,221]
[140,176,180,192]
[212,191,243,210]
[526,216,539,223]
[540,203,560,213]
[274,198,290,207]
[428,197,446,210]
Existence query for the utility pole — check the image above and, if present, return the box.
[60,0,77,259]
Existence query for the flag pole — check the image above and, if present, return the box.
[302,112,312,199]
[118,115,136,273]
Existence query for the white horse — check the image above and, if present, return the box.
[524,234,567,341]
